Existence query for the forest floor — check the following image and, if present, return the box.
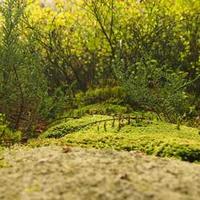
[0,145,200,200]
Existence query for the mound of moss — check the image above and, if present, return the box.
[32,114,200,162]
[61,127,200,162]
[75,87,126,105]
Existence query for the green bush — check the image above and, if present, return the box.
[115,59,190,122]
[0,0,69,132]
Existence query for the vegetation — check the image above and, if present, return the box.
[27,113,200,162]
[0,114,22,146]
[0,0,199,163]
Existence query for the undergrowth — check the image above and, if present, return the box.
[0,114,22,147]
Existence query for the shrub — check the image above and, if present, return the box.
[0,0,68,132]
[115,58,190,122]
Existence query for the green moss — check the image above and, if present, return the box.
[30,114,200,162]
[42,115,112,138]
[73,103,130,115]
[75,86,126,105]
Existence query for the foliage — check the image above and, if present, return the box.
[0,0,199,134]
[115,58,190,122]
[0,113,22,146]
[0,0,67,133]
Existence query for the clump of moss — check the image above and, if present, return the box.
[75,87,126,106]
[41,115,111,138]
[34,114,200,162]
[71,103,130,116]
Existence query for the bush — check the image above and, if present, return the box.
[115,58,190,122]
[0,0,68,132]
